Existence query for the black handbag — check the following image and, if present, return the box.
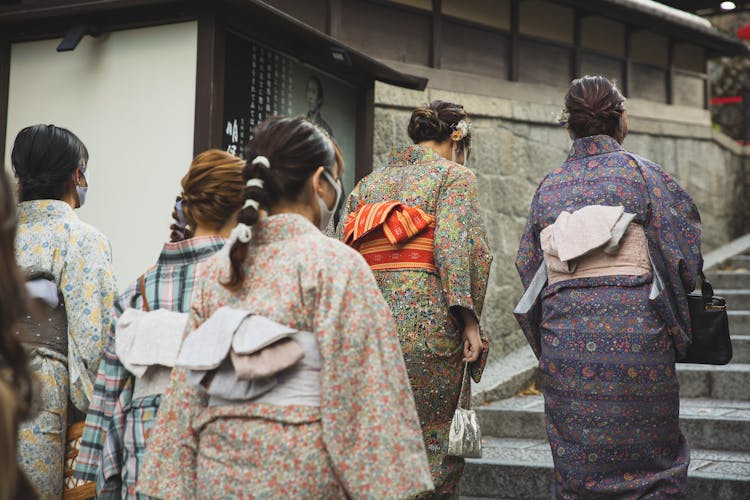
[678,272,732,365]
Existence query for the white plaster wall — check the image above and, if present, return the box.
[4,21,198,291]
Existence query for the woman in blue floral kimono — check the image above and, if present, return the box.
[11,125,118,500]
[339,101,492,497]
[74,150,246,498]
[515,76,703,498]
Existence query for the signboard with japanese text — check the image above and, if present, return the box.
[222,31,358,194]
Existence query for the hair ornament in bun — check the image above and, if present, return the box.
[243,199,260,211]
[450,120,471,141]
[246,178,264,189]
[252,155,270,169]
[555,108,570,127]
[228,222,252,246]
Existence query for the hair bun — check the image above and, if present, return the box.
[407,100,470,148]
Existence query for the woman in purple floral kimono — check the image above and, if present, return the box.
[515,76,703,498]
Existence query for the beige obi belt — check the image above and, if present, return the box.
[176,307,320,408]
[540,204,650,285]
[344,201,437,273]
[116,308,189,400]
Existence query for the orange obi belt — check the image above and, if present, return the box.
[344,201,437,273]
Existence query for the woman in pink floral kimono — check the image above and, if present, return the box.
[137,116,433,499]
[339,101,493,497]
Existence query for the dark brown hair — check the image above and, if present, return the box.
[11,124,88,202]
[407,100,471,152]
[170,150,246,242]
[0,170,32,414]
[564,75,626,140]
[222,116,335,290]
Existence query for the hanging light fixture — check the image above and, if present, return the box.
[720,1,737,10]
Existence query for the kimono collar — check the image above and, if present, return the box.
[251,213,319,245]
[157,236,226,267]
[17,199,76,225]
[567,135,624,162]
[386,144,442,167]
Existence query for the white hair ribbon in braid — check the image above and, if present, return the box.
[243,199,260,211]
[252,156,270,169]
[228,222,252,246]
[246,178,264,189]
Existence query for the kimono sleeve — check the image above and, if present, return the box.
[433,165,493,319]
[336,180,362,241]
[136,285,208,499]
[61,229,118,412]
[515,188,544,290]
[635,157,703,352]
[514,187,545,358]
[315,250,434,499]
[73,289,135,482]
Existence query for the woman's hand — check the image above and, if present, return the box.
[458,308,482,363]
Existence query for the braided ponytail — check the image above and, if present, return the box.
[222,116,335,291]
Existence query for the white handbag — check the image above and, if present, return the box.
[447,362,482,458]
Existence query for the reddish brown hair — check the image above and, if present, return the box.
[170,150,246,242]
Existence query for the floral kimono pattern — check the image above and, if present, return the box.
[137,214,433,499]
[74,236,226,499]
[15,200,117,499]
[338,144,493,497]
[515,135,702,498]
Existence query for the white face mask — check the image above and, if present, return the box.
[315,169,342,231]
[75,168,89,208]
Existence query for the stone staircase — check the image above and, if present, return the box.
[462,255,750,499]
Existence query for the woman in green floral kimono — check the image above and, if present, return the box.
[339,101,493,497]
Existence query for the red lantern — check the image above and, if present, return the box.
[737,23,750,40]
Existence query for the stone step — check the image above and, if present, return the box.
[677,364,750,401]
[729,311,750,333]
[732,335,750,364]
[461,437,750,499]
[705,271,750,291]
[477,396,750,452]
[727,255,750,270]
[716,290,750,311]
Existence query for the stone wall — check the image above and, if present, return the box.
[372,82,750,363]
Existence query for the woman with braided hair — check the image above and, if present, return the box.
[74,149,246,498]
[516,75,702,497]
[138,116,433,499]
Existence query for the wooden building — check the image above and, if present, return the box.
[0,0,426,284]
[268,0,747,110]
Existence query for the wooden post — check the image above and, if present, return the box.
[667,38,675,105]
[355,82,375,182]
[743,91,750,145]
[623,25,632,97]
[193,10,226,155]
[430,0,442,69]
[509,0,519,81]
[327,0,342,39]
[572,10,582,80]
